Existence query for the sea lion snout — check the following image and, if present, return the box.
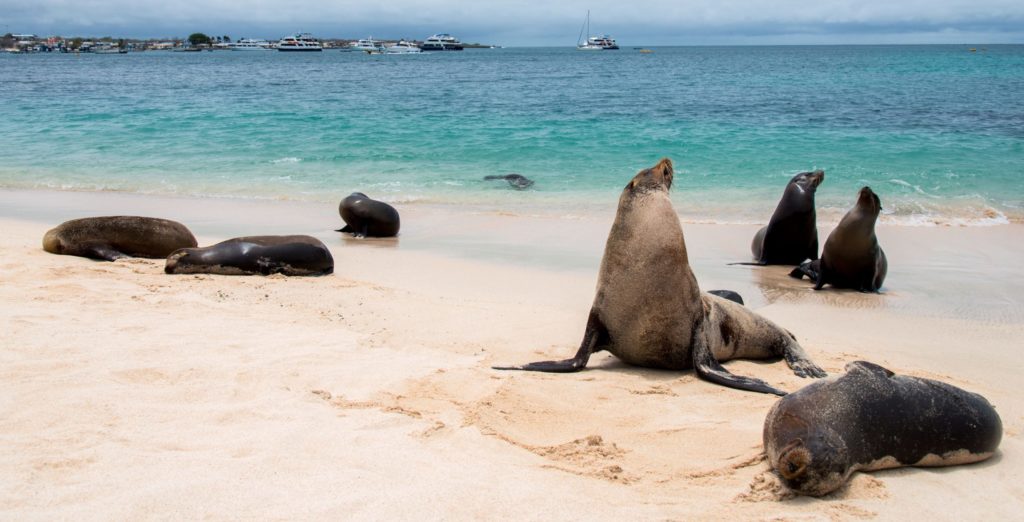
[808,170,825,188]
[164,249,190,273]
[42,229,63,254]
[778,441,811,480]
[857,186,882,213]
[629,158,674,192]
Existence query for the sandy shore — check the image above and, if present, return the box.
[1,189,1022,519]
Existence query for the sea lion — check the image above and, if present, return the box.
[789,186,887,292]
[165,235,334,276]
[749,170,824,265]
[337,192,400,238]
[764,361,1002,496]
[494,158,826,395]
[42,216,197,261]
[484,174,535,190]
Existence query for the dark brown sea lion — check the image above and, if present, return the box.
[494,158,826,395]
[764,361,1002,496]
[790,186,887,292]
[337,192,400,238]
[165,235,333,276]
[749,170,824,265]
[42,216,197,261]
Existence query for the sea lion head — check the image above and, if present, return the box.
[42,228,65,254]
[856,186,882,216]
[790,170,825,194]
[164,247,197,274]
[625,158,674,194]
[775,429,850,496]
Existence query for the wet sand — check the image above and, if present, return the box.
[1,189,1022,519]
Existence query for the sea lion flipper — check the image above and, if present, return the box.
[707,290,744,305]
[335,225,353,233]
[87,244,128,261]
[692,331,787,396]
[493,310,604,373]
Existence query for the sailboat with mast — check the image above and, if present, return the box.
[576,10,619,50]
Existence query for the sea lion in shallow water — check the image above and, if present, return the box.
[494,158,826,395]
[750,170,824,265]
[165,235,333,276]
[790,186,887,292]
[484,174,535,190]
[43,216,197,261]
[337,192,400,238]
[764,361,1002,496]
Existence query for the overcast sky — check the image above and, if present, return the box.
[4,0,1023,45]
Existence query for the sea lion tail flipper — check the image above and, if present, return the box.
[335,225,353,233]
[692,336,787,395]
[789,260,821,282]
[493,310,604,373]
[707,290,744,305]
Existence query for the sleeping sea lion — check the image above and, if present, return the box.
[790,186,887,292]
[749,170,824,265]
[43,216,197,261]
[494,158,826,395]
[337,192,400,238]
[764,361,1002,496]
[165,235,333,276]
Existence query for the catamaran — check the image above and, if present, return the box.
[576,11,619,50]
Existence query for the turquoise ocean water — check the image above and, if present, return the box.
[1,45,1022,224]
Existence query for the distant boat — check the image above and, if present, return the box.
[277,33,323,52]
[576,11,619,50]
[384,40,422,54]
[351,37,385,53]
[420,34,463,51]
[231,38,273,51]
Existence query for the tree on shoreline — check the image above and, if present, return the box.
[188,33,211,47]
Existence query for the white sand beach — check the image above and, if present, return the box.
[1,189,1022,519]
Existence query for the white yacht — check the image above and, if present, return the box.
[576,11,619,50]
[231,38,273,51]
[276,33,323,52]
[351,37,384,53]
[384,40,422,54]
[420,34,463,51]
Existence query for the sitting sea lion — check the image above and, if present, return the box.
[790,186,887,292]
[749,170,824,265]
[494,158,826,395]
[484,174,535,190]
[337,192,400,238]
[43,216,197,261]
[764,361,1002,496]
[165,235,333,276]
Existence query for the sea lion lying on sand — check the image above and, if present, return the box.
[43,216,197,261]
[165,235,334,276]
[764,361,1002,496]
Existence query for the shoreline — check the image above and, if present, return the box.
[1,187,1022,518]
[2,187,1022,320]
